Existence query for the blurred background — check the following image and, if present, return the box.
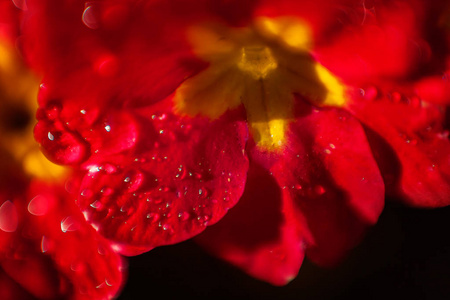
[118,199,450,300]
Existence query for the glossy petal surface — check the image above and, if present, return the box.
[73,104,249,255]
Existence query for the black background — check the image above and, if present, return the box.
[117,200,450,300]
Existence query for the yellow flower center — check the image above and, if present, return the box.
[175,17,346,151]
[0,40,66,180]
[237,46,277,79]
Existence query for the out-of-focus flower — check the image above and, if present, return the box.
[21,0,449,285]
[0,11,126,299]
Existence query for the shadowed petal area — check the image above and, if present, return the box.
[276,100,384,266]
[0,178,126,300]
[74,105,249,255]
[348,89,450,207]
[195,162,308,286]
[23,0,207,108]
[0,269,35,300]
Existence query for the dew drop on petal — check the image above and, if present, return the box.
[35,122,89,165]
[177,211,190,221]
[0,200,18,232]
[90,200,103,210]
[313,185,326,196]
[12,0,27,10]
[61,216,80,233]
[47,132,54,141]
[28,195,49,216]
[82,5,100,29]
[362,86,378,101]
[41,236,49,253]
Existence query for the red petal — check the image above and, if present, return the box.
[196,162,307,286]
[315,0,431,84]
[277,101,384,266]
[0,178,126,300]
[348,89,450,207]
[73,105,249,255]
[24,0,206,108]
[0,0,21,42]
[197,101,384,284]
[0,269,35,300]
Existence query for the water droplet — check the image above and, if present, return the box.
[90,200,103,210]
[160,223,171,231]
[390,92,402,103]
[28,195,50,216]
[98,245,106,255]
[313,185,326,196]
[0,200,18,232]
[61,216,80,233]
[100,186,114,196]
[41,236,50,253]
[82,5,100,29]
[146,213,160,223]
[177,211,190,221]
[361,86,378,101]
[100,163,117,174]
[47,132,55,141]
[105,278,114,287]
[196,213,211,226]
[95,54,118,77]
[175,165,187,180]
[35,121,89,165]
[45,103,62,121]
[81,188,93,198]
[12,0,27,10]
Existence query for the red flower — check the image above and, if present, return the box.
[22,0,449,285]
[0,13,126,298]
[0,169,126,300]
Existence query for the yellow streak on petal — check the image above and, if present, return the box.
[255,17,313,52]
[314,63,346,107]
[242,74,293,151]
[174,63,244,119]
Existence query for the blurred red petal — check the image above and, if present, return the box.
[349,88,450,207]
[315,0,430,84]
[0,178,126,299]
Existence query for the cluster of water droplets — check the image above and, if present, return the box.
[358,86,422,108]
[35,93,90,165]
[356,85,449,186]
[74,110,248,244]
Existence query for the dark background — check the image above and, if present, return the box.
[117,200,450,300]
